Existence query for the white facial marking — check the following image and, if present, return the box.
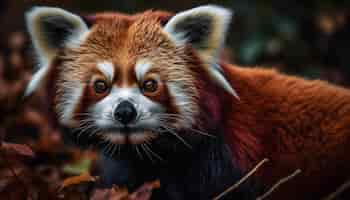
[91,86,165,129]
[135,59,153,81]
[167,83,196,128]
[97,61,115,82]
[90,86,164,144]
[117,88,137,100]
[57,81,85,126]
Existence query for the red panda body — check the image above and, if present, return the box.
[24,5,350,200]
[221,63,350,199]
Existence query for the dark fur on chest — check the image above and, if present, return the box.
[96,130,258,200]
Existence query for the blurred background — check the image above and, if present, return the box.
[0,0,349,198]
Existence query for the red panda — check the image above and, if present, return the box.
[24,5,350,200]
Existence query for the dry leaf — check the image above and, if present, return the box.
[129,180,160,200]
[60,172,98,190]
[109,187,129,200]
[90,188,111,200]
[91,187,129,200]
[1,142,35,158]
[91,180,160,200]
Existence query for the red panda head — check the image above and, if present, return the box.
[24,5,237,155]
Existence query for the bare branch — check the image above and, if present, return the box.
[212,158,269,200]
[321,178,350,200]
[256,169,301,200]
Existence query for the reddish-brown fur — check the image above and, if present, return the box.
[43,10,350,199]
[220,63,350,199]
[54,11,179,122]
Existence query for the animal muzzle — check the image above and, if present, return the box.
[113,100,137,125]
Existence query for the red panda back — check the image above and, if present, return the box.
[221,62,350,199]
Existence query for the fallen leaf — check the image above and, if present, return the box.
[60,172,98,191]
[129,180,160,200]
[1,141,35,158]
[91,187,129,200]
[90,188,111,200]
[109,187,129,200]
[90,180,160,200]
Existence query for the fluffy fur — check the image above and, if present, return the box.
[221,65,350,199]
[24,5,350,200]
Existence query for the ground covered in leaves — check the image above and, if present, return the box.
[0,139,160,199]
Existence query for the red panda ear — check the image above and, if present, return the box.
[24,7,89,97]
[26,7,88,64]
[164,5,238,98]
[163,5,232,62]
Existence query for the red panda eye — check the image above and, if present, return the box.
[142,79,158,93]
[93,80,109,94]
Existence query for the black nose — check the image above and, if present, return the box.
[114,101,137,125]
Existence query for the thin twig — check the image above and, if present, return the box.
[213,158,269,200]
[256,169,301,200]
[321,178,350,200]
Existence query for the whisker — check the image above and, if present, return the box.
[141,144,154,163]
[160,125,192,149]
[111,144,118,157]
[105,142,113,155]
[144,143,163,161]
[88,127,102,138]
[156,113,185,117]
[135,145,143,160]
[187,127,216,138]
[102,141,110,154]
[158,118,216,138]
[76,124,96,141]
[156,113,192,121]
[73,124,96,144]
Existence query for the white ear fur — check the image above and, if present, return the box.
[164,5,238,98]
[26,7,88,64]
[164,5,232,62]
[23,65,50,97]
[208,64,239,99]
[24,7,88,98]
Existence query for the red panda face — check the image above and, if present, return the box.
[25,6,237,154]
[54,16,201,145]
